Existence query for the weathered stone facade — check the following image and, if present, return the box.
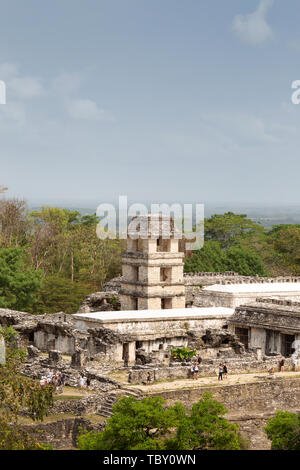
[229,298,300,358]
[73,307,233,364]
[194,281,300,309]
[77,291,120,313]
[120,215,185,310]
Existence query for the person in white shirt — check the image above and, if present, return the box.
[79,376,85,389]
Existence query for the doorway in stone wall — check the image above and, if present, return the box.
[282,334,295,357]
[122,343,129,360]
[235,327,249,350]
[161,298,172,309]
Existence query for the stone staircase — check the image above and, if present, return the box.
[100,387,143,418]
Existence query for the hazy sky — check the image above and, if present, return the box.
[1,0,300,207]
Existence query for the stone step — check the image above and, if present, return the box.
[118,390,142,398]
[101,407,113,414]
[121,387,143,395]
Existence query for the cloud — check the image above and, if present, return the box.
[163,111,290,163]
[0,63,19,80]
[66,99,114,121]
[53,72,83,95]
[0,101,25,123]
[9,76,44,99]
[232,0,274,45]
[0,62,45,100]
[201,111,284,147]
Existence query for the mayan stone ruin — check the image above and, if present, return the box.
[2,215,300,450]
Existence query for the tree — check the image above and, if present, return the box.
[184,241,227,273]
[225,245,268,276]
[167,392,247,450]
[77,395,186,450]
[184,241,268,276]
[0,247,42,311]
[205,212,265,249]
[29,275,91,314]
[77,393,246,451]
[29,206,81,233]
[266,225,300,275]
[265,411,300,450]
[0,198,28,247]
[28,207,121,290]
[0,326,53,449]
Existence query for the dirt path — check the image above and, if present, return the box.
[54,385,94,398]
[127,370,300,393]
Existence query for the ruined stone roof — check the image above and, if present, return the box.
[73,306,234,324]
[203,282,300,294]
[128,214,182,239]
[229,299,300,333]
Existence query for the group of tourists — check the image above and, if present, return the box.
[190,363,200,379]
[40,370,66,394]
[78,375,91,390]
[190,355,203,379]
[217,363,228,381]
[269,357,286,375]
[189,356,229,381]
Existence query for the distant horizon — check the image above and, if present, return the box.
[25,198,300,209]
[20,198,300,229]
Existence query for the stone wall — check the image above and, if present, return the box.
[194,290,300,309]
[150,377,300,413]
[129,357,293,383]
[184,273,300,286]
[23,418,105,449]
[73,316,229,337]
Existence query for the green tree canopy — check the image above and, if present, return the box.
[266,225,300,275]
[167,392,246,450]
[77,393,246,451]
[204,212,265,248]
[0,247,42,311]
[78,395,185,450]
[265,411,300,450]
[29,275,91,314]
[29,206,81,233]
[0,326,53,449]
[184,241,268,276]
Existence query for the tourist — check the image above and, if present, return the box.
[279,357,285,372]
[56,373,62,394]
[147,372,152,385]
[40,376,46,388]
[61,373,66,390]
[79,375,85,389]
[194,364,199,379]
[190,364,195,379]
[51,373,57,390]
[86,376,91,391]
[218,363,223,381]
[223,362,228,379]
[197,355,202,365]
[268,367,274,376]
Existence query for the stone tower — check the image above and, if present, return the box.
[120,215,185,310]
